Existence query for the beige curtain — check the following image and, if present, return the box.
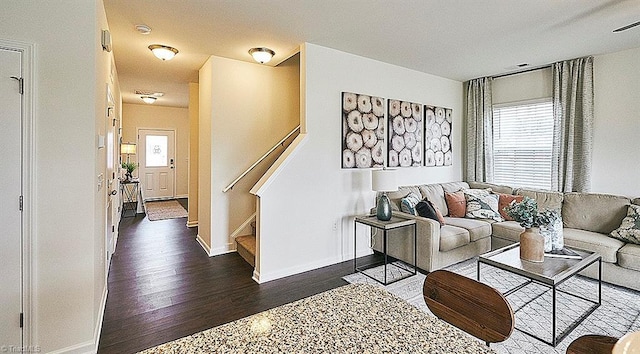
[465,77,494,182]
[551,57,594,192]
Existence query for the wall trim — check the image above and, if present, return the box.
[0,38,36,352]
[253,255,343,283]
[91,287,108,353]
[186,220,198,228]
[210,243,235,256]
[47,340,94,354]
[195,234,211,255]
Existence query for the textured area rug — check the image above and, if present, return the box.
[343,258,640,354]
[138,283,493,354]
[145,200,187,221]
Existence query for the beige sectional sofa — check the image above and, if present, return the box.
[373,181,640,292]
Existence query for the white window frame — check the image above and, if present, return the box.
[492,98,554,190]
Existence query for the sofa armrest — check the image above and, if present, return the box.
[391,211,442,271]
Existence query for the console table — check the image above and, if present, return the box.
[120,179,139,217]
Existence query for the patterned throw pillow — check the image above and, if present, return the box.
[400,192,422,215]
[610,204,640,245]
[464,189,503,222]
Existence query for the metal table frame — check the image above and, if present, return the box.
[354,215,417,285]
[478,243,602,346]
[120,180,139,217]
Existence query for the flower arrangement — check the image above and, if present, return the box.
[122,161,137,180]
[504,197,539,228]
[504,197,558,229]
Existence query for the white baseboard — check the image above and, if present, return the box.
[196,234,211,255]
[186,220,198,228]
[253,255,343,283]
[47,340,95,354]
[175,194,188,199]
[210,243,235,256]
[91,287,108,353]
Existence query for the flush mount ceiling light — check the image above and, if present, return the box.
[249,47,275,64]
[148,44,179,61]
[140,96,157,104]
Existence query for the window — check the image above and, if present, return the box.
[145,135,168,167]
[492,99,554,190]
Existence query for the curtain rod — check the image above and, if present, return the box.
[490,64,552,79]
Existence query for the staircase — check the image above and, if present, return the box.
[235,221,256,267]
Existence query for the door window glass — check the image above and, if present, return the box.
[146,135,168,167]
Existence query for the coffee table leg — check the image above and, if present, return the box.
[598,258,602,305]
[477,262,481,282]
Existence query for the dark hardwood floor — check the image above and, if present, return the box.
[98,212,353,354]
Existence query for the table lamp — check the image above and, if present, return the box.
[121,143,136,163]
[372,169,397,221]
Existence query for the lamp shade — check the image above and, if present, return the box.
[121,143,137,155]
[371,169,397,192]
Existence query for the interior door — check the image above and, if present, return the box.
[106,85,117,260]
[138,129,175,200]
[0,47,23,348]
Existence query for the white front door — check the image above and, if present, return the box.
[0,47,23,348]
[138,129,175,200]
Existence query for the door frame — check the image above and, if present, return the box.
[136,127,177,201]
[1,39,35,351]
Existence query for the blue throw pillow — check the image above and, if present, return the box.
[400,192,422,215]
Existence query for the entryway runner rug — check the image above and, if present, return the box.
[144,200,187,221]
[343,258,640,354]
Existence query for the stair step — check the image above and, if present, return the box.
[235,235,256,267]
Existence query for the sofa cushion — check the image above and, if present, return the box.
[563,228,625,263]
[444,217,491,242]
[468,181,514,195]
[445,191,466,217]
[618,244,640,272]
[464,190,503,222]
[514,188,563,212]
[440,225,470,252]
[440,181,470,193]
[497,193,524,221]
[562,192,630,235]
[610,204,640,245]
[419,184,447,216]
[400,192,422,215]
[491,221,524,243]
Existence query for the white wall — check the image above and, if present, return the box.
[592,47,640,197]
[198,55,300,254]
[492,68,552,104]
[255,43,463,282]
[489,47,640,197]
[121,103,190,197]
[1,0,113,352]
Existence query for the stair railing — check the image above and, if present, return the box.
[229,212,257,239]
[222,125,300,193]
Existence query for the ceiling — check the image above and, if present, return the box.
[104,0,640,108]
